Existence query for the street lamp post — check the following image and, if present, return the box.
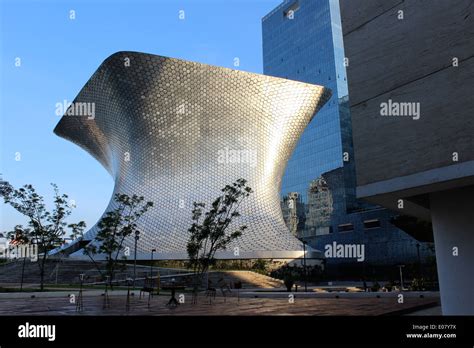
[126,277,133,312]
[150,249,156,279]
[133,230,140,287]
[398,264,405,291]
[303,240,307,292]
[416,243,422,277]
[19,252,27,292]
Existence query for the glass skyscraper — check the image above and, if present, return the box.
[263,0,355,210]
[262,0,435,270]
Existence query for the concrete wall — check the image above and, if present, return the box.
[340,0,474,200]
[430,186,474,315]
[340,0,474,315]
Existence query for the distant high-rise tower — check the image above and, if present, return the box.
[280,192,305,236]
[306,177,334,236]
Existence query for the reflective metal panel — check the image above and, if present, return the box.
[54,51,331,259]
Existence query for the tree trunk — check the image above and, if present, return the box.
[107,255,115,290]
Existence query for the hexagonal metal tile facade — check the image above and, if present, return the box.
[54,51,331,259]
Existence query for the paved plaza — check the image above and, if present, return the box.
[0,290,439,316]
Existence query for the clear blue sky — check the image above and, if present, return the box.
[0,0,282,232]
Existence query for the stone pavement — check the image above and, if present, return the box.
[0,291,439,316]
[407,305,442,315]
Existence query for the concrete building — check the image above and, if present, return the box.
[262,0,435,270]
[339,0,474,314]
[54,51,331,260]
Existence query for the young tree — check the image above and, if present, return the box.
[1,183,85,290]
[84,194,153,287]
[187,178,253,290]
[68,221,105,278]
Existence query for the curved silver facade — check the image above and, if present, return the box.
[54,51,331,259]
